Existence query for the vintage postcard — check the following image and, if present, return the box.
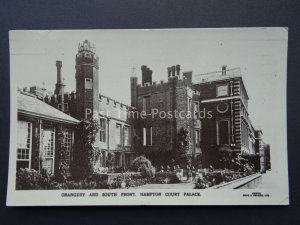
[7,28,289,206]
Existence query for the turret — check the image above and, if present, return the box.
[75,40,99,119]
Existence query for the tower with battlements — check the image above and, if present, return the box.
[75,40,99,120]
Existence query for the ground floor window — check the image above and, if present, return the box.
[241,121,249,148]
[64,129,73,166]
[99,118,106,142]
[195,129,201,147]
[115,123,121,146]
[217,120,230,145]
[17,121,32,170]
[143,127,152,146]
[124,126,130,146]
[41,125,55,174]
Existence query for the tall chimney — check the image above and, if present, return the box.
[176,64,180,76]
[130,77,138,107]
[141,65,152,85]
[171,66,176,76]
[222,65,227,76]
[147,69,153,84]
[54,61,65,111]
[56,61,62,83]
[141,65,147,85]
[167,67,172,77]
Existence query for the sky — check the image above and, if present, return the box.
[9,28,288,158]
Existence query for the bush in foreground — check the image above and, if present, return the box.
[194,171,255,189]
[16,168,50,190]
[109,173,150,189]
[16,168,109,190]
[130,156,155,178]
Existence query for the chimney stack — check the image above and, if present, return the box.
[222,65,227,76]
[176,64,180,76]
[147,69,153,84]
[168,65,180,77]
[130,76,138,107]
[54,60,65,96]
[183,71,192,86]
[56,61,62,83]
[171,66,176,76]
[167,67,172,77]
[141,65,152,85]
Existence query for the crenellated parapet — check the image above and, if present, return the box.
[137,76,195,96]
[99,93,134,111]
[43,91,77,104]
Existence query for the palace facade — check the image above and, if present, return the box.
[17,40,269,175]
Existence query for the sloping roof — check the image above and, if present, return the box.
[18,92,79,124]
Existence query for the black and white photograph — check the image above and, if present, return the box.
[6,28,289,205]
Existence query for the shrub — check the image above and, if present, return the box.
[194,171,256,189]
[16,168,111,190]
[154,172,181,184]
[109,173,150,189]
[130,156,155,178]
[16,168,50,190]
[113,166,124,173]
[87,173,110,189]
[194,178,207,189]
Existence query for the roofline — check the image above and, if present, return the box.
[18,110,79,125]
[196,67,241,77]
[99,93,134,109]
[193,67,250,100]
[194,76,241,85]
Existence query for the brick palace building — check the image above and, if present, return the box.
[17,40,269,175]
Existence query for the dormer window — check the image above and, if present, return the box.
[85,78,92,89]
[216,83,229,97]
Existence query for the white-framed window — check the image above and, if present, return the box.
[216,120,230,145]
[187,98,192,113]
[143,127,152,146]
[133,127,138,146]
[124,126,130,146]
[64,129,73,165]
[216,83,229,97]
[17,121,32,170]
[58,104,62,111]
[241,121,249,148]
[194,101,200,118]
[85,78,93,89]
[99,118,106,142]
[41,126,55,175]
[115,123,122,146]
[195,129,200,147]
[142,96,151,114]
[194,101,200,112]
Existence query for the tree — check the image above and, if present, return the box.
[55,126,69,182]
[174,128,191,168]
[71,117,99,180]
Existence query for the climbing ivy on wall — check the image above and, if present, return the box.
[71,117,99,180]
[55,126,69,182]
[174,127,191,168]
